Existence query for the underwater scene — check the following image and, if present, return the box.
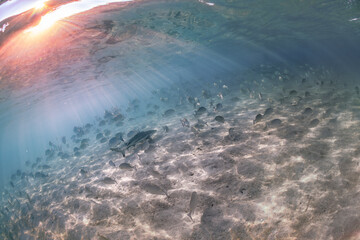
[0,0,360,239]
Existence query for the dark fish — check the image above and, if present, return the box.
[101,177,116,184]
[195,107,207,116]
[113,114,124,122]
[111,130,157,157]
[96,133,104,140]
[215,103,223,111]
[309,119,320,128]
[141,183,168,197]
[109,137,121,148]
[127,130,138,138]
[34,172,48,178]
[187,191,198,221]
[163,126,169,132]
[180,118,190,128]
[289,90,297,96]
[268,119,282,127]
[119,163,135,170]
[99,120,106,126]
[305,91,311,97]
[356,86,359,95]
[108,160,116,167]
[303,107,313,115]
[42,164,51,169]
[26,193,32,204]
[80,169,88,175]
[104,129,111,136]
[73,126,85,137]
[202,90,211,99]
[100,137,107,143]
[264,107,273,116]
[215,116,225,123]
[9,181,14,188]
[115,132,124,141]
[62,136,66,144]
[104,110,113,119]
[253,113,263,124]
[163,109,175,117]
[85,123,92,129]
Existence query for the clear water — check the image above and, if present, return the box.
[0,0,360,239]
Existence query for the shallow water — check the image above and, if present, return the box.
[0,0,360,239]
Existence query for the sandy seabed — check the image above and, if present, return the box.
[1,64,360,240]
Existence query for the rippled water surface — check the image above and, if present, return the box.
[0,0,359,239]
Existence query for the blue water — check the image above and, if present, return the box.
[0,0,360,239]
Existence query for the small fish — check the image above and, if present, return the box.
[195,107,207,116]
[223,85,228,89]
[115,132,124,142]
[191,126,199,136]
[163,109,175,117]
[289,90,297,96]
[149,168,162,179]
[104,129,111,136]
[253,113,263,124]
[9,181,14,188]
[215,116,225,123]
[303,107,313,115]
[197,119,208,126]
[268,119,282,127]
[180,118,190,128]
[101,177,116,184]
[356,86,359,95]
[217,92,223,100]
[80,169,88,175]
[42,164,51,169]
[187,192,198,221]
[108,160,116,167]
[109,137,121,148]
[258,92,263,101]
[96,133,104,140]
[119,163,135,171]
[141,183,169,197]
[264,107,273,116]
[62,136,66,144]
[309,119,320,128]
[163,126,169,132]
[215,103,223,111]
[26,193,32,204]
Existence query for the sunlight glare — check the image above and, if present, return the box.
[34,0,47,10]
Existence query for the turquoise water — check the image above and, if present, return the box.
[0,0,360,239]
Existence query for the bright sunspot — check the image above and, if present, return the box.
[34,0,47,10]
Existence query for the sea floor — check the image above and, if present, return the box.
[1,64,360,240]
